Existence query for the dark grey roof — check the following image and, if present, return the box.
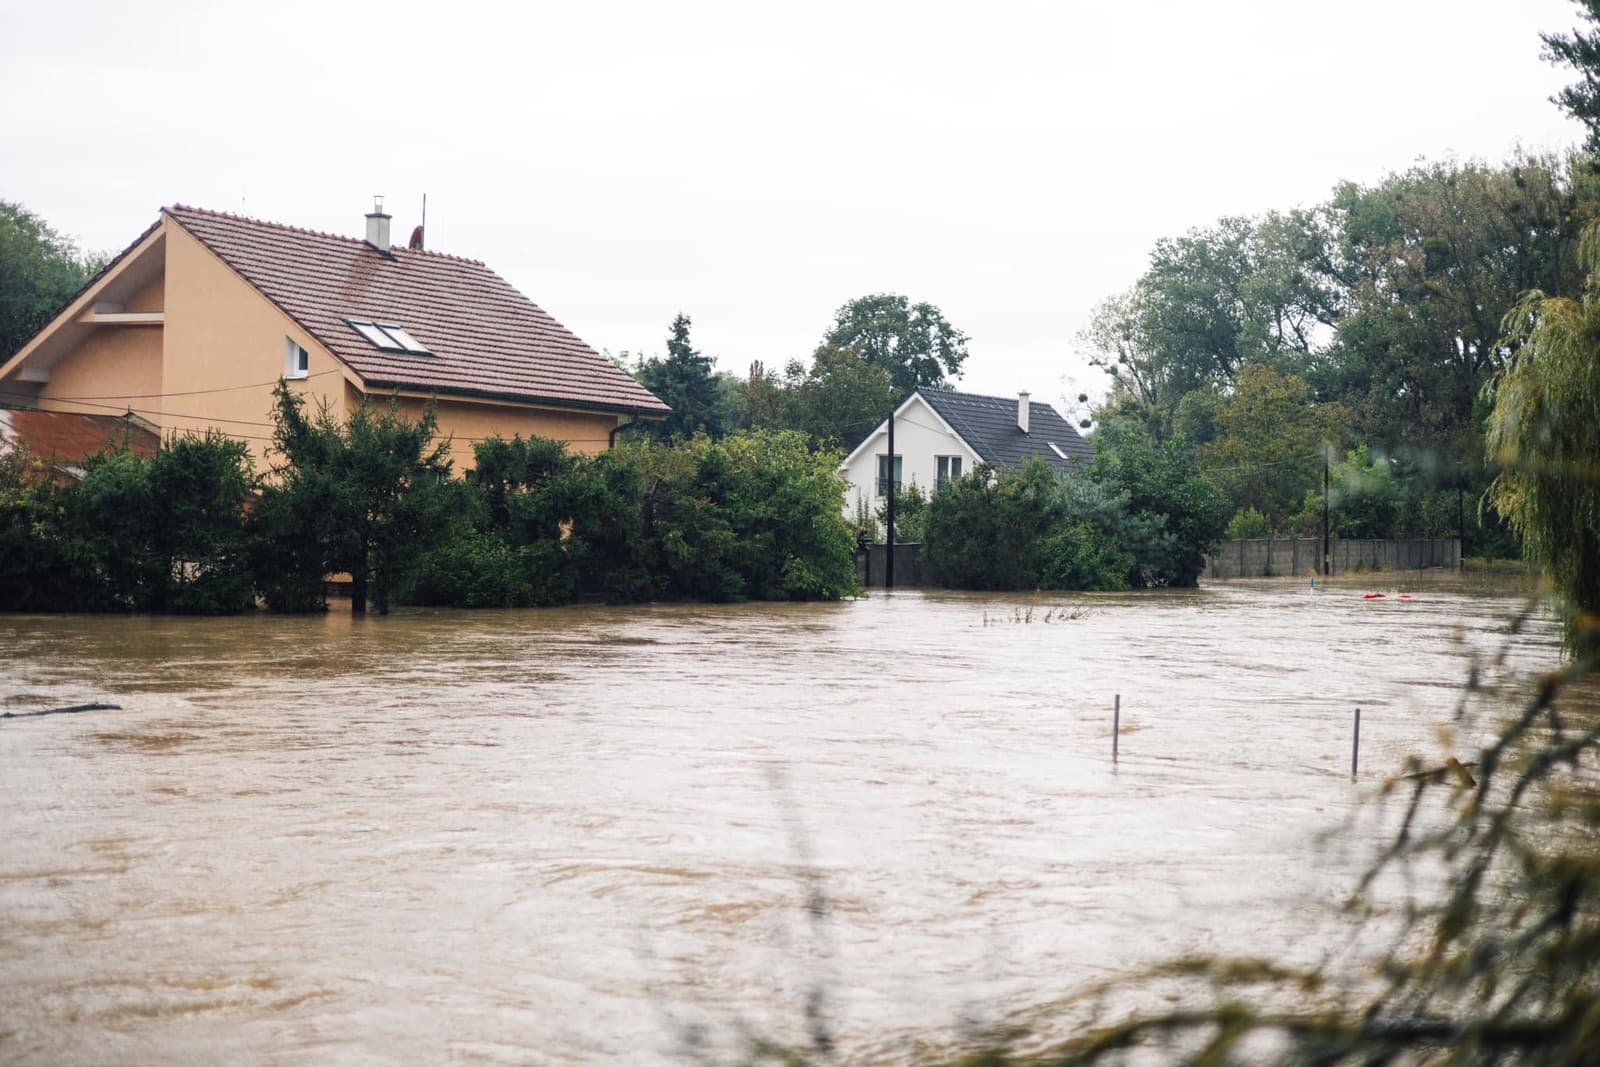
[916,389,1094,471]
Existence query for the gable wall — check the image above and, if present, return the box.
[839,394,981,524]
[35,326,163,416]
[161,219,351,470]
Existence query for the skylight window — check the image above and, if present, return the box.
[347,318,430,354]
[1048,441,1069,460]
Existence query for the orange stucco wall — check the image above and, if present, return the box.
[35,326,162,416]
[160,220,351,471]
[387,395,619,469]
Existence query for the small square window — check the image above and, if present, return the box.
[284,337,309,379]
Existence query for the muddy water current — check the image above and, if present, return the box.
[0,580,1562,1064]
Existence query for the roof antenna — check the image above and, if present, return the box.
[409,192,427,251]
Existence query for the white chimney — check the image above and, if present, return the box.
[365,194,391,250]
[1017,391,1031,434]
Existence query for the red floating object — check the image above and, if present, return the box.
[1362,592,1386,600]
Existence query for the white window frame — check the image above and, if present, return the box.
[283,337,309,380]
[935,454,963,490]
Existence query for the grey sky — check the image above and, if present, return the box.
[1,0,1585,412]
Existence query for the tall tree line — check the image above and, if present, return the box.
[1082,150,1600,553]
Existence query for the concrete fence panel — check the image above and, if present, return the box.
[1202,537,1462,580]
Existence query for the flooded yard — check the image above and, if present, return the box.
[0,579,1562,1064]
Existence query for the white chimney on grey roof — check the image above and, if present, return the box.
[1017,391,1030,434]
[365,194,391,250]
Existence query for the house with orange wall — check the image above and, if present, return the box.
[0,202,668,473]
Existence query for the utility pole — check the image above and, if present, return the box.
[885,405,895,589]
[1322,446,1331,578]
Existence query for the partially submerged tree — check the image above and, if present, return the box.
[256,382,453,615]
[1490,225,1600,655]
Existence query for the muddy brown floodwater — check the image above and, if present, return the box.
[0,578,1562,1064]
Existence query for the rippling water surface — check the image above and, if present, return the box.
[0,578,1560,1063]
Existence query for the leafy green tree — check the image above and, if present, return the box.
[1200,365,1349,532]
[0,201,102,360]
[1490,225,1600,654]
[1082,211,1341,440]
[1286,444,1405,540]
[818,294,968,394]
[632,313,730,441]
[923,460,1068,590]
[778,345,897,448]
[1224,507,1270,540]
[1542,0,1600,152]
[257,382,453,615]
[732,360,788,432]
[66,434,255,613]
[1323,155,1583,453]
[619,432,857,601]
[0,440,84,611]
[874,482,927,543]
[1088,423,1230,587]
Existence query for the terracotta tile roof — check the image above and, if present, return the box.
[164,205,669,417]
[0,409,159,476]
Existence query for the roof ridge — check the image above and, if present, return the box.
[163,204,487,266]
[918,386,1057,408]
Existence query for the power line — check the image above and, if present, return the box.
[11,369,342,402]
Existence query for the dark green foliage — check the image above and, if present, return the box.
[776,345,898,448]
[1542,1,1600,153]
[1083,153,1597,561]
[0,444,83,611]
[1038,522,1131,592]
[875,482,927,543]
[0,201,101,360]
[631,313,731,441]
[923,461,1069,590]
[257,382,454,615]
[818,293,969,395]
[410,530,533,609]
[68,435,255,614]
[629,432,859,602]
[407,430,858,609]
[1086,424,1230,588]
[922,440,1225,593]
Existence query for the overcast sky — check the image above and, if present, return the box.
[1,1,1586,411]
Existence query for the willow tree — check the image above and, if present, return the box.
[1489,226,1600,655]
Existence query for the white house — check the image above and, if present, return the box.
[839,389,1093,523]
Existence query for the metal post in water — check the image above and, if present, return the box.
[1352,706,1361,780]
[1113,694,1120,761]
[1322,446,1331,578]
[885,405,895,590]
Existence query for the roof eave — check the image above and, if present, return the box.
[360,378,671,419]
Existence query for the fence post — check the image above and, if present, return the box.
[1113,694,1120,761]
[1352,707,1361,780]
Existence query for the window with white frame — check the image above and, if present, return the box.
[283,337,309,379]
[875,454,902,496]
[935,454,963,490]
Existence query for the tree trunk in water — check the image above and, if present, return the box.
[351,569,368,617]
